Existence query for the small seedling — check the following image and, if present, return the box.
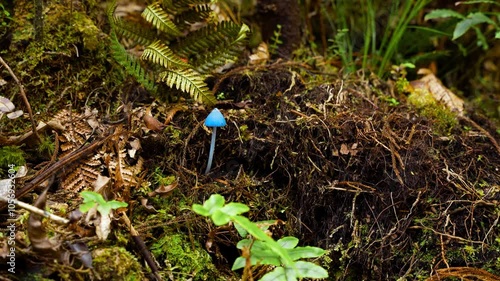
[79,191,127,217]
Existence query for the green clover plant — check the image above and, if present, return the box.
[79,191,128,217]
[192,194,328,281]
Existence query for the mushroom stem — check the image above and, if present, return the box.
[205,127,217,174]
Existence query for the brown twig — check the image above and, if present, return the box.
[119,211,163,281]
[459,116,500,156]
[0,55,40,142]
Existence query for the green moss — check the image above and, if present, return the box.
[37,135,55,157]
[151,232,221,281]
[92,247,145,280]
[0,146,25,176]
[407,89,458,135]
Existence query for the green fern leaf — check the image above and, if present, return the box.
[193,24,249,72]
[159,69,216,105]
[142,41,191,69]
[109,33,157,93]
[142,3,183,36]
[108,0,156,45]
[174,22,247,58]
[161,0,210,12]
[174,4,211,29]
[112,18,157,46]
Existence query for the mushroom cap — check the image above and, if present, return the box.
[205,108,226,127]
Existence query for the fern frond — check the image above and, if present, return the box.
[108,0,156,45]
[161,0,210,13]
[174,4,211,29]
[142,3,183,36]
[174,22,247,58]
[159,69,216,105]
[109,33,157,93]
[113,18,157,46]
[183,23,249,73]
[142,41,191,69]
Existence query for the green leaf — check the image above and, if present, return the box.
[245,240,281,266]
[97,200,128,217]
[79,192,127,216]
[234,222,247,237]
[192,204,209,216]
[231,255,266,270]
[211,209,231,226]
[232,215,296,269]
[288,246,326,261]
[142,3,183,36]
[105,200,128,210]
[231,257,246,270]
[80,191,105,204]
[202,194,225,214]
[294,261,329,278]
[236,238,252,249]
[260,266,297,281]
[142,41,191,69]
[220,203,249,216]
[79,201,97,213]
[277,236,299,249]
[424,9,465,21]
[159,69,216,105]
[496,31,500,39]
[453,13,494,40]
[97,205,112,217]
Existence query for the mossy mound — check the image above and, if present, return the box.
[92,247,145,280]
[150,232,223,281]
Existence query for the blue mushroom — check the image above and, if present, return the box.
[204,108,226,174]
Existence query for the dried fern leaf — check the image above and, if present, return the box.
[142,3,183,36]
[159,69,216,105]
[141,41,191,69]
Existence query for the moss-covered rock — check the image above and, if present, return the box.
[92,247,145,281]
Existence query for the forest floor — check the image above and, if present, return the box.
[1,1,500,281]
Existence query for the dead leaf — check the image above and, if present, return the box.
[340,143,349,155]
[28,189,62,256]
[93,175,110,193]
[140,198,157,213]
[249,42,270,65]
[144,107,165,132]
[164,104,188,125]
[0,96,15,112]
[67,242,93,268]
[7,110,23,119]
[128,138,141,158]
[148,181,178,197]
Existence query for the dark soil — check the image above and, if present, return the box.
[1,1,500,281]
